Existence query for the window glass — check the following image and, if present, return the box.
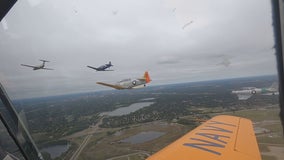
[0,0,282,160]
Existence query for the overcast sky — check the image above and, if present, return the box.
[0,0,277,99]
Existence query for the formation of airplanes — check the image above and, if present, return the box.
[3,1,284,159]
[232,83,279,100]
[20,60,152,90]
[15,59,275,160]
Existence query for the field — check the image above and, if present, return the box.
[57,105,284,160]
[213,105,284,160]
[8,75,281,160]
[74,122,194,160]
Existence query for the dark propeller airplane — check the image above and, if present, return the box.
[21,60,53,70]
[87,61,113,71]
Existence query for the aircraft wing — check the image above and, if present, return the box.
[96,82,125,89]
[87,65,113,71]
[236,94,252,100]
[262,92,279,95]
[147,115,260,160]
[21,64,36,68]
[102,69,114,71]
[87,65,98,70]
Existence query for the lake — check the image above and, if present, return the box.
[40,143,70,159]
[104,102,155,116]
[140,98,156,101]
[120,131,165,144]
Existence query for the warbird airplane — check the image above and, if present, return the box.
[3,0,284,160]
[232,83,278,100]
[87,61,113,71]
[21,60,53,70]
[97,71,151,89]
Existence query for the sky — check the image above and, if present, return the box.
[0,0,277,99]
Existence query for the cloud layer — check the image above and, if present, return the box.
[0,0,277,99]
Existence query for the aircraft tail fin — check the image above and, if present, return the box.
[39,59,49,63]
[143,71,151,83]
[109,61,113,66]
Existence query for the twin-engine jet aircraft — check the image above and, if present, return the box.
[232,83,279,100]
[87,61,113,71]
[97,71,151,89]
[21,60,53,70]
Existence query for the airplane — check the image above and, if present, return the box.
[0,1,282,160]
[147,115,261,160]
[87,61,114,71]
[182,20,194,30]
[232,83,279,100]
[21,60,53,70]
[96,71,151,89]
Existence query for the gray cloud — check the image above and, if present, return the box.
[157,55,180,64]
[0,0,277,99]
[217,55,231,67]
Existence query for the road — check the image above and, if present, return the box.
[69,134,92,160]
[68,116,105,160]
[106,151,150,160]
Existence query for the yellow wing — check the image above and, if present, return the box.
[147,115,260,160]
[96,82,125,90]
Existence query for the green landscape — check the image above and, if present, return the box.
[5,75,282,160]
